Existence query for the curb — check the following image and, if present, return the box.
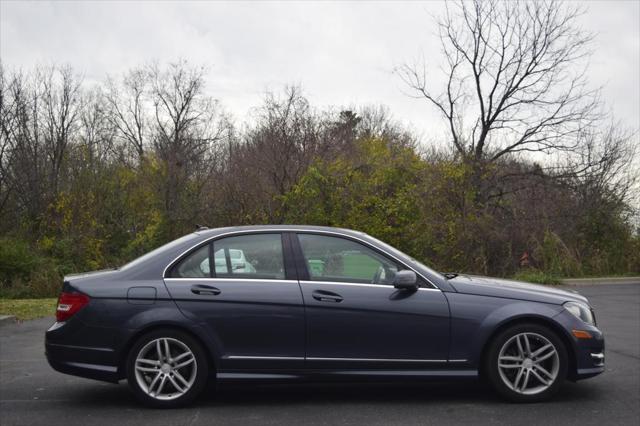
[0,315,17,326]
[562,277,640,286]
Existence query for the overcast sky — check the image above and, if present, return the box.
[1,0,639,141]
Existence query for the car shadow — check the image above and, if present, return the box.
[56,378,602,410]
[204,381,500,406]
[205,380,600,406]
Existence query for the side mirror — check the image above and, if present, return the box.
[393,270,418,290]
[233,263,245,270]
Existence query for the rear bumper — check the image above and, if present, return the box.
[45,321,121,383]
[46,348,120,383]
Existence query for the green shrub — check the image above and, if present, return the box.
[534,231,581,277]
[0,238,38,284]
[0,238,62,299]
[512,269,562,286]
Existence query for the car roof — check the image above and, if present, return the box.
[194,225,366,238]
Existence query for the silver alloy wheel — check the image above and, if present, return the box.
[497,332,560,395]
[134,337,198,401]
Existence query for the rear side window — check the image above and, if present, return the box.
[171,244,211,278]
[213,234,285,280]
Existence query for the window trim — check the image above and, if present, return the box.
[163,229,439,290]
[208,243,214,278]
[300,280,441,292]
[165,277,298,284]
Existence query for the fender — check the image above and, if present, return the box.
[114,311,222,378]
[471,303,567,363]
[447,292,565,366]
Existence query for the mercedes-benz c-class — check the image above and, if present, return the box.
[45,226,604,407]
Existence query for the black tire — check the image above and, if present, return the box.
[485,323,568,403]
[126,329,210,408]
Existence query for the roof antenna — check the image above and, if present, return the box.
[195,224,209,231]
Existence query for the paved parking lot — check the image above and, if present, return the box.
[1,284,638,425]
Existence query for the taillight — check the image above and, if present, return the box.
[56,292,90,322]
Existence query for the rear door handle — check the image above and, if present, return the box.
[191,284,221,296]
[312,289,343,303]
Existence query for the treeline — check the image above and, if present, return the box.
[0,61,638,297]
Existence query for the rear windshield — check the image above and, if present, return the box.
[119,233,200,271]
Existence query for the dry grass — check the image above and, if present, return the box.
[0,298,57,321]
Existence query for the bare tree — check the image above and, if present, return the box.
[560,125,638,210]
[356,105,417,149]
[250,87,322,194]
[236,86,325,221]
[38,65,83,194]
[79,87,116,168]
[398,0,601,164]
[1,69,46,226]
[106,69,148,162]
[0,64,15,214]
[148,60,227,235]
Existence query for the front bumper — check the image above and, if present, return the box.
[578,351,605,377]
[553,309,605,380]
[573,343,605,380]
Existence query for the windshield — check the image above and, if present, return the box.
[363,234,445,280]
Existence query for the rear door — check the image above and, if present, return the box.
[293,232,450,369]
[163,232,304,370]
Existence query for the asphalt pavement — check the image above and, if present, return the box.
[1,283,638,426]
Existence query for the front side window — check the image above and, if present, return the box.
[297,234,400,285]
[213,233,285,279]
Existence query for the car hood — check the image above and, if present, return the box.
[447,274,589,305]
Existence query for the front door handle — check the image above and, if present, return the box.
[312,289,343,303]
[191,284,221,296]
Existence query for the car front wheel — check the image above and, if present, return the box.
[126,329,209,408]
[486,323,568,402]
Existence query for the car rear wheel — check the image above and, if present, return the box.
[126,329,209,408]
[485,323,568,402]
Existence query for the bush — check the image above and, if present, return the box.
[512,269,562,286]
[0,238,62,299]
[0,238,37,284]
[533,231,581,277]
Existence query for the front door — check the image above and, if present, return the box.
[293,233,450,369]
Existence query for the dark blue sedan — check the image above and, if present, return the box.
[45,226,604,407]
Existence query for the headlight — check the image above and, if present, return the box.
[564,301,595,326]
